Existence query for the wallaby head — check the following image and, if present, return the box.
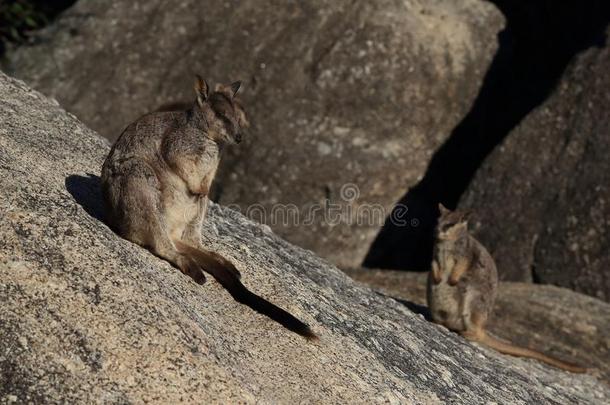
[194,75,249,145]
[436,204,471,241]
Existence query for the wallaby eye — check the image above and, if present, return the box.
[218,111,231,122]
[217,111,233,127]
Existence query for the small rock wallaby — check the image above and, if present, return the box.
[101,76,316,339]
[427,204,585,373]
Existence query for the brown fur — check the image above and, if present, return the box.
[155,101,192,112]
[101,75,316,339]
[427,204,586,373]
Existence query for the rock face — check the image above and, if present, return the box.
[7,0,504,269]
[362,2,610,285]
[346,269,610,385]
[1,73,608,403]
[460,23,610,299]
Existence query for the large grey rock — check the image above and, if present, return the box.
[362,2,610,284]
[460,23,610,300]
[7,0,503,269]
[1,73,608,403]
[346,269,610,385]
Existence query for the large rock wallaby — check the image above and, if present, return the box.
[101,76,316,339]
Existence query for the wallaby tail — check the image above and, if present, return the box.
[477,332,586,373]
[175,241,317,340]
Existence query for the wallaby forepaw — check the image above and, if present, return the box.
[448,276,460,286]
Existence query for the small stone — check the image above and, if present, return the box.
[18,336,28,349]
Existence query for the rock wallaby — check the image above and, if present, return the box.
[101,76,316,339]
[427,204,585,373]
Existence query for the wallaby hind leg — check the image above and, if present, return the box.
[149,221,207,285]
[181,196,241,280]
[114,160,206,284]
[460,310,488,341]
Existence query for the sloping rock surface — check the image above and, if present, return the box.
[8,0,504,269]
[346,269,610,385]
[0,73,608,403]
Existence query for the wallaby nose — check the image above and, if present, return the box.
[235,133,243,143]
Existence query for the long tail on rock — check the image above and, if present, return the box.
[475,332,586,373]
[175,241,317,340]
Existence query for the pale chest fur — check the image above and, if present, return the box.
[428,279,467,331]
[197,143,220,191]
[163,181,202,241]
[437,249,456,280]
[428,244,468,331]
[159,139,219,240]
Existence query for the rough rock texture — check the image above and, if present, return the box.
[346,269,610,385]
[1,74,609,403]
[460,24,610,299]
[7,0,504,269]
[361,2,610,284]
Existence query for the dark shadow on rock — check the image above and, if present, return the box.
[65,174,208,285]
[374,291,432,322]
[364,0,610,271]
[65,174,106,223]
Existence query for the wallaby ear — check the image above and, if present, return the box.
[194,75,209,105]
[438,203,450,215]
[230,81,241,97]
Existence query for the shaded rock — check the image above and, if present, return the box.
[363,1,610,278]
[1,72,608,403]
[7,0,503,269]
[457,14,610,299]
[345,268,610,385]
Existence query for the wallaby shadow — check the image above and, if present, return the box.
[364,0,610,271]
[374,291,432,321]
[65,174,106,224]
[65,173,209,284]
